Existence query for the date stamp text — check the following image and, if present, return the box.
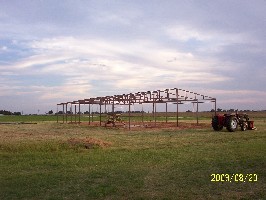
[211,173,258,182]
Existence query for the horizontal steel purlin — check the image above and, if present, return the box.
[57,88,215,106]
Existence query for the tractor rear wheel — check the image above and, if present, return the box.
[226,117,238,132]
[212,116,223,131]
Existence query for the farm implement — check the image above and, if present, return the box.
[212,111,256,132]
[105,113,125,127]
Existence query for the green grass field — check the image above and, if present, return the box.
[0,113,265,199]
[0,111,265,123]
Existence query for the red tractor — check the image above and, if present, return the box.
[212,111,255,132]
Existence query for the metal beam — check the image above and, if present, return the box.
[57,87,216,127]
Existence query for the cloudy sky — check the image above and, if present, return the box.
[0,0,266,114]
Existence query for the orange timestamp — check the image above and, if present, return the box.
[211,173,258,182]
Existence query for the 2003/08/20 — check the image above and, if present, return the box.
[211,174,258,182]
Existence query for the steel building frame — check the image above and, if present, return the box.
[57,88,216,129]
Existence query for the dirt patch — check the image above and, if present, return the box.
[78,121,210,130]
[141,121,210,129]
[67,138,112,149]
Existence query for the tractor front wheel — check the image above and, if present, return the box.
[241,122,248,131]
[226,117,238,132]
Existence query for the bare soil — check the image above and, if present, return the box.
[78,121,210,130]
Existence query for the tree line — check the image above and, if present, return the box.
[0,110,21,115]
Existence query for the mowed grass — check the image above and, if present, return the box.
[0,114,97,122]
[0,116,265,199]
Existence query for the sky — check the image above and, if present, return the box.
[0,0,266,114]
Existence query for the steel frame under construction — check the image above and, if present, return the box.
[57,88,216,129]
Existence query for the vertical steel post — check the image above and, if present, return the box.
[92,105,94,122]
[151,93,154,124]
[89,104,91,125]
[62,104,65,123]
[78,102,81,124]
[141,104,144,124]
[70,104,73,123]
[112,99,115,113]
[129,101,131,130]
[75,105,77,123]
[196,99,199,125]
[166,103,168,123]
[66,103,68,123]
[176,89,179,127]
[100,104,102,126]
[152,102,155,121]
[154,102,157,127]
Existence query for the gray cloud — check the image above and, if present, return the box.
[0,0,265,113]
